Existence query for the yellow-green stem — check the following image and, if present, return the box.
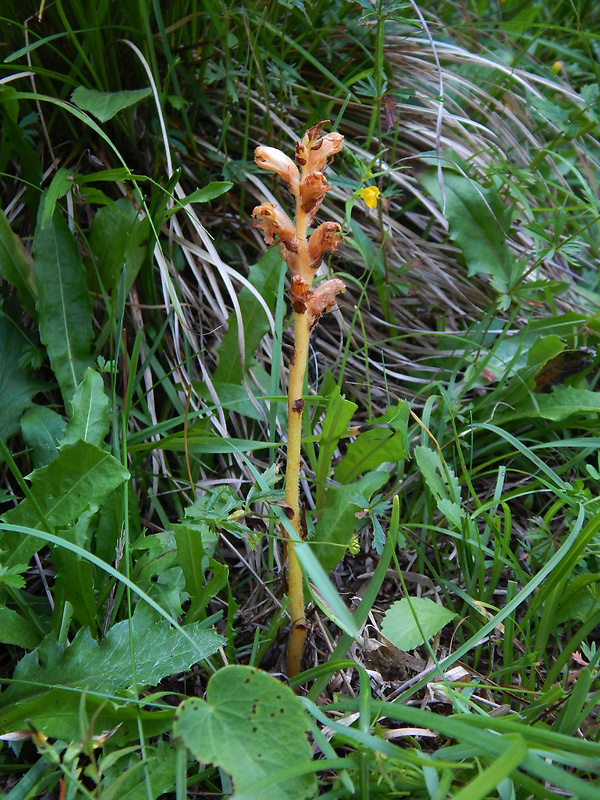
[285,201,311,679]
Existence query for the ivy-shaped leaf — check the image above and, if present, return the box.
[174,665,317,800]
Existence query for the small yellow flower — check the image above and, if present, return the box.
[359,185,380,209]
[550,61,563,76]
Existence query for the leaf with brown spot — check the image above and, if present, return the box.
[173,665,316,800]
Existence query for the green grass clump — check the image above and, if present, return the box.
[1,0,600,797]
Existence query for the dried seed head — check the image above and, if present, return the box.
[308,222,343,269]
[254,146,300,194]
[295,121,343,174]
[306,278,346,327]
[252,203,298,253]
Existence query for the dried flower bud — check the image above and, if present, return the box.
[306,278,345,328]
[295,140,308,168]
[252,203,298,253]
[303,120,327,148]
[307,132,343,173]
[308,222,343,269]
[255,146,300,193]
[289,275,312,314]
[295,121,343,174]
[299,172,330,220]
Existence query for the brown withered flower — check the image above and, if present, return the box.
[308,222,343,269]
[251,203,298,253]
[298,172,330,220]
[295,121,343,174]
[289,275,313,314]
[306,278,346,328]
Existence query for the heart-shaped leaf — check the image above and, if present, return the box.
[174,665,316,800]
[382,597,456,651]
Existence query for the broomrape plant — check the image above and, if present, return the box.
[252,122,346,677]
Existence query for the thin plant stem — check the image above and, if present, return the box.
[285,198,311,677]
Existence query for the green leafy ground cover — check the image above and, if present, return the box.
[1,0,600,797]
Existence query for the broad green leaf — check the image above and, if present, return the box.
[381,597,456,651]
[415,446,464,527]
[100,739,176,800]
[214,247,282,385]
[0,687,175,743]
[0,316,45,442]
[20,405,66,467]
[71,86,152,122]
[0,440,130,567]
[88,198,149,293]
[0,209,37,317]
[503,5,539,33]
[174,524,229,623]
[51,511,98,635]
[422,170,515,289]
[32,202,93,404]
[61,368,109,447]
[415,445,461,504]
[334,402,409,484]
[172,181,233,208]
[0,606,41,649]
[174,665,317,800]
[527,334,567,363]
[210,381,266,421]
[464,311,600,385]
[521,387,600,423]
[312,471,389,571]
[40,167,73,228]
[0,605,224,740]
[315,387,357,506]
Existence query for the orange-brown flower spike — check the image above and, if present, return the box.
[255,146,300,194]
[251,122,346,682]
